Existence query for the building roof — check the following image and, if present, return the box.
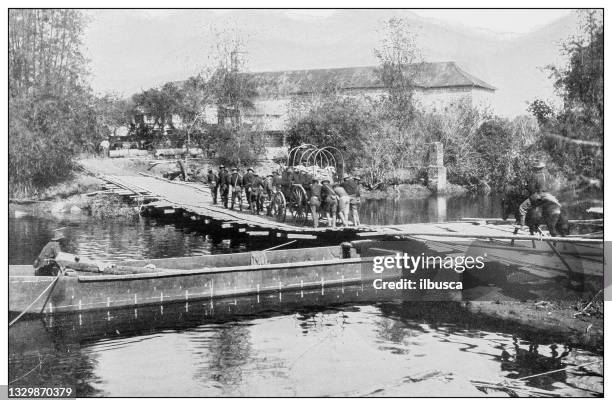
[249,62,496,96]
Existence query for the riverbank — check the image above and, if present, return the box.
[15,156,473,204]
[467,300,603,352]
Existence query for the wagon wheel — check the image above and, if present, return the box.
[291,185,309,226]
[271,191,287,222]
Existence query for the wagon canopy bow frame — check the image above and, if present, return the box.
[287,144,345,178]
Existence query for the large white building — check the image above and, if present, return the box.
[237,62,496,146]
[135,62,495,148]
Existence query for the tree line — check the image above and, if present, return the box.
[9,11,603,197]
[287,12,603,193]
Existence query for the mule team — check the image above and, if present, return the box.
[206,165,362,228]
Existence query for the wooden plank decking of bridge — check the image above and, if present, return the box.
[97,172,377,237]
[93,171,604,244]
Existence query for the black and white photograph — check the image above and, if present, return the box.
[4,4,606,399]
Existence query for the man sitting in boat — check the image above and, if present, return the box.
[33,228,66,276]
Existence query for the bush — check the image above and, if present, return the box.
[9,94,81,197]
[206,125,267,167]
[88,194,139,220]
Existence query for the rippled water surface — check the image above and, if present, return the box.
[8,193,603,397]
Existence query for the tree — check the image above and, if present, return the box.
[206,26,256,127]
[202,25,262,164]
[286,92,375,171]
[374,17,423,129]
[94,94,133,139]
[9,9,89,97]
[131,83,183,130]
[9,9,100,196]
[528,10,603,183]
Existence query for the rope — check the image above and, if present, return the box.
[9,274,60,327]
[9,353,45,384]
[263,240,296,251]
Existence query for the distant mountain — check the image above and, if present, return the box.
[84,10,579,117]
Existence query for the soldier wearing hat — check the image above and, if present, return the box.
[350,175,362,226]
[341,174,360,226]
[33,228,66,276]
[334,178,350,226]
[207,169,219,204]
[263,173,275,215]
[218,165,230,208]
[242,167,255,209]
[272,170,282,190]
[229,167,243,210]
[527,159,549,196]
[308,178,322,228]
[518,159,561,233]
[321,179,339,228]
[249,172,265,214]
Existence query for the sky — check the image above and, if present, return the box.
[411,9,571,35]
[80,9,579,116]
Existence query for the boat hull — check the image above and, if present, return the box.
[9,256,400,315]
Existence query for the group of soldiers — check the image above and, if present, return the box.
[205,164,363,228]
[207,165,274,214]
[306,173,362,228]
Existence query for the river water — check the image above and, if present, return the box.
[8,193,603,397]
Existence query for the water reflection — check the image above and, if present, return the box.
[9,214,258,265]
[360,190,600,226]
[8,191,603,397]
[8,286,603,397]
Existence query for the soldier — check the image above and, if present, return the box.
[321,179,339,228]
[264,174,275,215]
[33,228,66,276]
[351,175,362,226]
[207,169,219,205]
[527,160,550,195]
[518,160,556,232]
[341,174,360,226]
[272,170,282,191]
[250,172,264,214]
[242,167,255,208]
[229,167,243,210]
[309,178,322,228]
[218,165,230,208]
[333,179,350,226]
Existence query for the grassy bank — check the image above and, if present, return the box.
[9,173,101,202]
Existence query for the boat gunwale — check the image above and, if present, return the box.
[74,256,374,282]
[116,245,341,267]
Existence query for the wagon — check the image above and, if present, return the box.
[269,144,344,226]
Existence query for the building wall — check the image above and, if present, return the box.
[243,86,494,143]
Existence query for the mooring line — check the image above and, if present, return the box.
[9,274,60,327]
[263,240,296,251]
